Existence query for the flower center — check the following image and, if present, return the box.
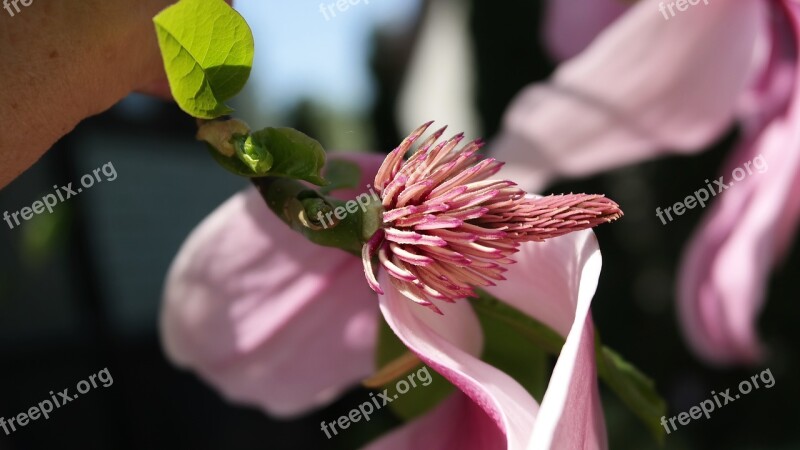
[361,122,622,313]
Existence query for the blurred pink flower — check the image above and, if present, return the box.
[493,0,800,365]
[161,150,609,449]
[542,0,628,61]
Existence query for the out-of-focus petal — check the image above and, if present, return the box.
[378,272,537,450]
[678,1,800,365]
[736,6,794,127]
[362,394,505,450]
[678,5,800,364]
[398,0,480,139]
[492,0,767,192]
[161,154,385,417]
[542,0,628,61]
[485,230,607,449]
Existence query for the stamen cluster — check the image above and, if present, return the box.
[362,122,622,312]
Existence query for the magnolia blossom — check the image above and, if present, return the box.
[161,128,618,448]
[364,122,620,312]
[493,0,799,365]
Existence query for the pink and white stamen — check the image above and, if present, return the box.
[362,122,622,313]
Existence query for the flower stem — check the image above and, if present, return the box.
[250,176,365,256]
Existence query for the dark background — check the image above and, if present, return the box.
[0,0,797,449]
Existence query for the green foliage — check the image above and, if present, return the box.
[372,292,665,442]
[320,159,362,194]
[596,345,667,444]
[471,291,667,443]
[374,319,454,420]
[210,128,328,185]
[21,206,69,269]
[153,0,254,118]
[476,302,549,403]
[249,128,327,185]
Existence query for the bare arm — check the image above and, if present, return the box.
[0,1,173,188]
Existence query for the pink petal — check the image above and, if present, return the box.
[492,0,768,192]
[485,230,607,449]
[378,272,538,450]
[485,229,598,335]
[161,154,385,417]
[678,1,800,363]
[542,0,628,61]
[362,394,505,450]
[379,229,607,449]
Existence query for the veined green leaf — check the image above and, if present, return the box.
[248,128,328,185]
[153,0,254,118]
[208,127,328,185]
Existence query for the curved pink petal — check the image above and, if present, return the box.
[161,153,385,417]
[736,7,796,128]
[485,230,606,449]
[362,394,505,450]
[678,2,800,365]
[492,0,767,192]
[542,0,628,61]
[378,271,537,450]
[378,229,606,449]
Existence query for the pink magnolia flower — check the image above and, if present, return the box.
[161,126,619,449]
[492,0,799,365]
[363,122,620,313]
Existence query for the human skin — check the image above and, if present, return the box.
[0,1,174,189]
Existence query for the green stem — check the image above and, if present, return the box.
[250,177,365,256]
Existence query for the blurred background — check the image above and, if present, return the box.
[0,0,798,449]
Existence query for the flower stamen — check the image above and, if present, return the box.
[361,123,623,311]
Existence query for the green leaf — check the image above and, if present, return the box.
[208,128,328,185]
[248,128,328,185]
[374,318,454,421]
[206,141,265,177]
[596,345,667,444]
[476,299,549,403]
[320,159,361,194]
[236,135,274,173]
[471,291,564,356]
[471,291,666,443]
[153,0,254,118]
